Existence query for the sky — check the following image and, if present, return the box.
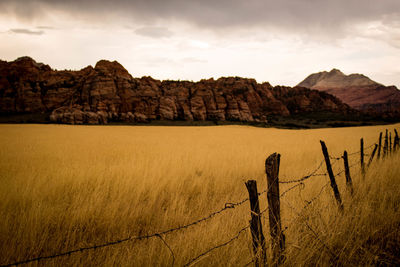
[0,0,399,87]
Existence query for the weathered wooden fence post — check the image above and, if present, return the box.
[360,138,365,178]
[384,129,388,158]
[245,180,267,266]
[367,144,378,168]
[377,132,382,159]
[389,132,392,154]
[265,153,285,265]
[343,151,353,195]
[394,129,399,152]
[320,141,343,210]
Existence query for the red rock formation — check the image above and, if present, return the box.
[298,69,400,116]
[272,86,351,114]
[0,57,352,124]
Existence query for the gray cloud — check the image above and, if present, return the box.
[10,28,44,35]
[135,26,173,38]
[36,26,55,30]
[1,0,400,37]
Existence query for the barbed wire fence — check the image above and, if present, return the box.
[1,129,397,267]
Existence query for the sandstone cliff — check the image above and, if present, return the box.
[298,69,400,116]
[0,57,352,124]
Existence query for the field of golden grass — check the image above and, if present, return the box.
[0,124,399,266]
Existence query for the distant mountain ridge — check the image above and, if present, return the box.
[0,57,352,125]
[298,69,400,116]
[298,69,379,89]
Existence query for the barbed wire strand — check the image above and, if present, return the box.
[302,182,330,210]
[347,143,375,156]
[0,196,255,267]
[183,224,251,267]
[279,160,325,184]
[281,197,338,259]
[334,161,359,177]
[329,143,376,160]
[279,153,345,185]
[156,234,175,267]
[0,237,132,267]
[186,206,271,267]
[280,182,305,198]
[277,181,330,237]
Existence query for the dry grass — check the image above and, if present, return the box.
[0,124,399,266]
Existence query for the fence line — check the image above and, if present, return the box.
[277,142,372,185]
[1,129,398,267]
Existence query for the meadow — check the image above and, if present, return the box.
[0,124,399,266]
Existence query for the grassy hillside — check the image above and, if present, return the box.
[0,124,399,266]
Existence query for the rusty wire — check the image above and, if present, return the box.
[156,234,175,267]
[183,224,251,267]
[279,160,326,184]
[0,195,254,267]
[280,182,305,198]
[281,194,338,260]
[185,206,270,267]
[329,143,376,160]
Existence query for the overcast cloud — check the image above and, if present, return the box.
[0,0,399,87]
[9,28,45,35]
[2,0,400,32]
[134,26,173,38]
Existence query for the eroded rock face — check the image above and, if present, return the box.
[0,57,352,124]
[49,107,103,125]
[271,86,352,115]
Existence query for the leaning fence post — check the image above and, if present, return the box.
[320,141,343,210]
[245,180,266,266]
[384,129,389,158]
[394,129,399,152]
[383,129,388,158]
[377,132,382,159]
[265,153,285,265]
[367,144,378,168]
[343,151,354,195]
[360,138,365,178]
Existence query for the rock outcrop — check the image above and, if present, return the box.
[272,86,351,114]
[298,69,400,116]
[0,57,352,124]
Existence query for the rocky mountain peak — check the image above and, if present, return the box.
[326,68,345,79]
[94,60,132,79]
[12,56,51,71]
[329,68,343,75]
[14,56,36,63]
[298,69,379,89]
